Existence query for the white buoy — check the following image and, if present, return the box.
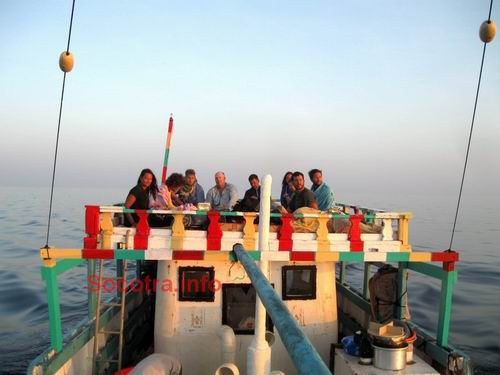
[59,51,74,72]
[479,20,496,43]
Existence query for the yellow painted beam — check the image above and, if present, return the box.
[409,252,432,262]
[315,252,339,262]
[204,251,231,261]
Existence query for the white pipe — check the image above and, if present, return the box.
[215,363,240,375]
[247,174,272,375]
[219,325,236,364]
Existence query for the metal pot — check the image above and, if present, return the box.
[373,343,408,371]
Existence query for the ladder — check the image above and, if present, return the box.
[92,258,128,375]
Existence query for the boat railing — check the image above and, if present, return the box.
[92,204,412,253]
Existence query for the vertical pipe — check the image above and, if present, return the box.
[161,115,174,184]
[248,174,272,375]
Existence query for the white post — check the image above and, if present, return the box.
[247,174,272,375]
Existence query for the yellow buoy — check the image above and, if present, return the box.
[479,20,496,43]
[59,51,74,72]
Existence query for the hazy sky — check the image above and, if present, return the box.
[1,0,499,200]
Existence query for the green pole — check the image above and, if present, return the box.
[437,270,457,347]
[41,265,63,351]
[396,262,408,320]
[363,263,371,300]
[87,259,97,319]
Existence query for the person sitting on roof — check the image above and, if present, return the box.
[240,174,261,212]
[205,171,239,211]
[178,169,205,206]
[280,171,295,210]
[308,168,335,211]
[151,173,185,210]
[124,168,159,227]
[281,171,318,214]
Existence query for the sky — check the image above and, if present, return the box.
[1,0,499,200]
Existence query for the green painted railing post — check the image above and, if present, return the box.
[87,259,97,319]
[339,261,346,284]
[363,263,371,300]
[437,270,457,347]
[41,264,63,352]
[396,262,408,320]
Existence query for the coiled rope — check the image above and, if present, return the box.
[44,0,77,250]
[448,0,496,251]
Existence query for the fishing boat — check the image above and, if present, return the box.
[28,170,471,375]
[27,1,497,374]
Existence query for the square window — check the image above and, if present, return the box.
[282,266,316,300]
[178,267,215,302]
[222,284,273,335]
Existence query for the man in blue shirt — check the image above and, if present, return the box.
[178,169,205,205]
[308,169,335,211]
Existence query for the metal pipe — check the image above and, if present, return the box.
[232,244,331,375]
[248,174,272,375]
[219,325,236,364]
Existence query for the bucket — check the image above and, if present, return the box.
[373,343,408,371]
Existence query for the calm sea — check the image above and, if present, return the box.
[0,186,499,374]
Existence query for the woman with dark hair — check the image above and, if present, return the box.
[152,173,185,209]
[124,168,159,227]
[280,171,295,209]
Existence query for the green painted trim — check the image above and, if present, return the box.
[54,259,84,275]
[229,250,260,262]
[123,208,135,214]
[407,261,445,280]
[437,270,457,347]
[339,252,364,262]
[115,250,145,260]
[41,266,63,352]
[386,252,410,262]
[163,149,170,165]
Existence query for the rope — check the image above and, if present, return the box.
[44,0,77,249]
[448,0,494,251]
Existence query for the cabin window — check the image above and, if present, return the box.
[282,265,317,300]
[222,284,273,334]
[178,267,215,302]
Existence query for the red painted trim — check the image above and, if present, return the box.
[443,262,456,271]
[278,214,293,251]
[207,211,223,250]
[84,205,100,249]
[431,251,459,262]
[173,250,204,260]
[82,249,115,259]
[134,210,150,250]
[290,251,315,261]
[349,214,364,251]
